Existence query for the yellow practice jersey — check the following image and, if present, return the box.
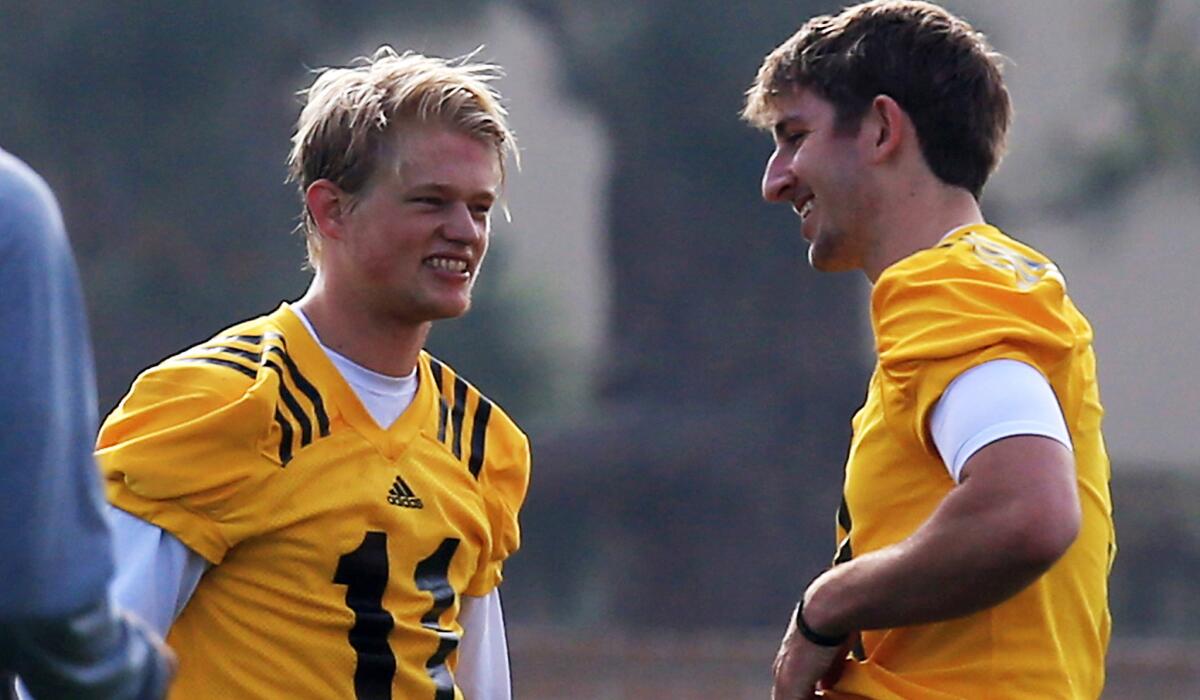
[826,225,1114,700]
[98,303,530,699]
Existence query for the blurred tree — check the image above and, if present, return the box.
[1023,0,1200,642]
[506,0,870,627]
[1056,0,1200,208]
[1109,470,1200,639]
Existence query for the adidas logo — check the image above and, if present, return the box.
[387,475,423,509]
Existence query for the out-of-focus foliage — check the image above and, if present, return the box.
[1110,469,1200,639]
[1059,0,1200,207]
[1117,0,1200,168]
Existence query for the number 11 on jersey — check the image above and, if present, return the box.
[335,532,461,700]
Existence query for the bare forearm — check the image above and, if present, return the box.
[806,494,1051,634]
[804,437,1080,637]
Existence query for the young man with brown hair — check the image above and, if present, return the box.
[744,2,1114,698]
[97,48,530,699]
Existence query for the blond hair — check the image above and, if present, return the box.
[287,46,517,268]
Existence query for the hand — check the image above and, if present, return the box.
[816,632,858,692]
[120,609,177,699]
[770,604,851,700]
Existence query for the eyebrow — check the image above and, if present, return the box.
[407,182,497,201]
[772,117,805,141]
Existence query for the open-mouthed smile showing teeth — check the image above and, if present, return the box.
[799,197,815,219]
[427,256,469,274]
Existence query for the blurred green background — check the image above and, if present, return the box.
[3,0,1198,696]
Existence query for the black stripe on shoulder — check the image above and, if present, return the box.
[264,342,331,438]
[169,352,299,467]
[273,408,294,465]
[428,359,449,443]
[175,356,257,379]
[220,334,268,344]
[450,376,468,459]
[428,357,445,390]
[263,357,313,447]
[208,331,326,458]
[467,396,493,479]
[201,344,262,364]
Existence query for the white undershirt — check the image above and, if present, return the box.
[293,309,418,428]
[102,309,511,700]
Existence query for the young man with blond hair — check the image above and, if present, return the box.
[96,47,529,699]
[744,2,1114,698]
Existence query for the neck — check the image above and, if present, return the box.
[294,276,430,377]
[862,180,984,283]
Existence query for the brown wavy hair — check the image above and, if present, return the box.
[743,0,1010,199]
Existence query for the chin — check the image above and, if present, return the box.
[432,298,472,321]
[807,238,857,273]
[390,297,471,324]
[809,258,858,274]
[808,248,836,272]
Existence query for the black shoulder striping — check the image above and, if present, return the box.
[467,397,492,479]
[428,357,445,389]
[426,356,499,479]
[450,376,468,460]
[274,408,295,464]
[263,357,313,447]
[428,358,450,442]
[221,334,268,344]
[264,342,330,437]
[200,344,260,363]
[175,356,257,379]
[206,331,331,463]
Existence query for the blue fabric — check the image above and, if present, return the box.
[0,149,113,618]
[0,149,171,700]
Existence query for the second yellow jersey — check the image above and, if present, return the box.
[98,303,530,699]
[826,225,1114,700]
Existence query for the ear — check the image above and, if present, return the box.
[863,94,907,164]
[305,179,351,241]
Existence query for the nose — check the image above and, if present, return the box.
[761,147,794,203]
[442,202,486,244]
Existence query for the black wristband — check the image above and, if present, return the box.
[795,598,848,647]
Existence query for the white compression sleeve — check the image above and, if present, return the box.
[930,359,1073,483]
[106,506,209,636]
[456,589,512,699]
